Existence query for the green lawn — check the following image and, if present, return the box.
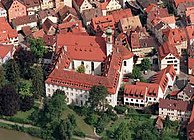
[62,107,95,136]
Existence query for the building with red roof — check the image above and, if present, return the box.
[45,28,133,107]
[124,65,176,108]
[159,98,192,121]
[73,0,92,14]
[188,57,194,75]
[99,0,121,15]
[0,17,18,46]
[0,44,15,64]
[158,42,180,74]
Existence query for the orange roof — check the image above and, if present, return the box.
[190,106,194,123]
[32,29,45,38]
[46,51,122,94]
[114,45,133,59]
[136,82,159,97]
[188,57,194,70]
[100,2,108,10]
[111,9,132,23]
[161,16,176,24]
[158,42,179,60]
[124,84,147,99]
[0,45,13,58]
[0,17,18,44]
[162,27,186,45]
[145,3,158,13]
[174,0,194,7]
[186,25,194,40]
[170,90,179,96]
[56,33,106,61]
[91,15,115,33]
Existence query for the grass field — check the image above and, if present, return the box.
[62,107,95,136]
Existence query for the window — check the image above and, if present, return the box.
[124,61,127,66]
[131,99,133,101]
[136,99,138,102]
[91,62,94,71]
[72,61,74,69]
[81,61,84,65]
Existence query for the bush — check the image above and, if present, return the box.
[114,106,127,114]
[73,130,86,138]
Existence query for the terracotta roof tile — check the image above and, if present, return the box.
[0,44,13,58]
[12,15,38,26]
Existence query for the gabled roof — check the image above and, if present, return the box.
[38,9,56,20]
[23,0,40,8]
[182,84,194,98]
[42,18,57,34]
[2,0,25,10]
[0,44,13,58]
[12,15,38,26]
[158,42,179,60]
[159,98,192,112]
[145,3,158,13]
[124,84,147,99]
[82,8,103,23]
[73,0,85,7]
[111,9,132,23]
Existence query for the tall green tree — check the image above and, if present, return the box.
[31,65,44,98]
[88,85,108,112]
[3,59,19,86]
[18,80,34,112]
[132,66,142,79]
[141,58,151,71]
[0,85,19,116]
[29,38,47,60]
[0,66,6,88]
[76,64,86,73]
[114,122,131,140]
[14,48,34,79]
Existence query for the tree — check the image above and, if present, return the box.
[114,122,131,140]
[3,59,19,86]
[76,64,85,73]
[132,66,142,79]
[31,65,44,98]
[19,80,33,97]
[20,95,34,112]
[88,85,108,111]
[141,58,151,71]
[0,85,19,116]
[0,66,5,88]
[53,119,73,140]
[14,48,34,79]
[29,38,47,60]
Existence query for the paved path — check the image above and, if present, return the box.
[0,119,39,129]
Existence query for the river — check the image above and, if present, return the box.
[0,128,41,140]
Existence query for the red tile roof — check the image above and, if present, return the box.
[42,18,57,34]
[174,0,194,7]
[158,42,179,60]
[159,98,192,112]
[188,57,194,71]
[56,33,106,61]
[114,45,133,59]
[124,84,147,99]
[147,7,169,22]
[0,44,13,58]
[91,15,115,33]
[111,9,132,24]
[0,17,18,44]
[162,27,186,45]
[145,3,158,13]
[170,90,179,96]
[186,25,194,40]
[46,51,122,94]
[136,82,159,97]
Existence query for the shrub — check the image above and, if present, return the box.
[73,130,86,138]
[114,106,127,114]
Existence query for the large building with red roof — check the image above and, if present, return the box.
[45,28,134,107]
[124,65,176,108]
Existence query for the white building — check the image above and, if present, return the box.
[73,0,93,14]
[45,29,134,107]
[158,42,180,74]
[124,65,176,108]
[0,3,7,18]
[159,98,192,121]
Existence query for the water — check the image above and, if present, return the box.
[0,128,41,140]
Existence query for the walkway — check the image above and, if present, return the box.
[0,119,39,129]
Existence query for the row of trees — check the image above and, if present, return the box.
[31,90,77,140]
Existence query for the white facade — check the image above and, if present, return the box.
[14,22,37,31]
[159,108,191,121]
[27,6,41,15]
[41,16,58,24]
[160,54,180,74]
[73,0,92,13]
[64,0,72,7]
[9,36,19,46]
[106,0,121,12]
[68,60,102,75]
[0,7,7,18]
[122,58,133,74]
[41,0,54,10]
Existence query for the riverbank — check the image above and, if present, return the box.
[0,128,41,140]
